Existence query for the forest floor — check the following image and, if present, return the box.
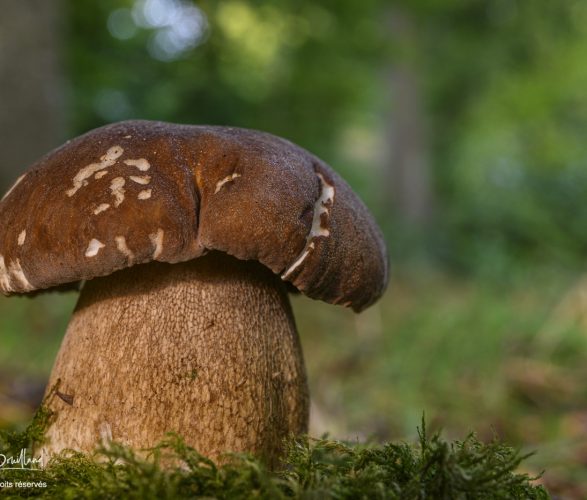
[1,265,586,497]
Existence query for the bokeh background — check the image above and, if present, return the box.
[2,0,587,496]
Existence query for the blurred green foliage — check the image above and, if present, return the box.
[64,0,587,272]
[294,267,587,495]
[66,0,382,173]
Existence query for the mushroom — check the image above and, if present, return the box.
[0,120,388,465]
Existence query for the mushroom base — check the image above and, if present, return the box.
[40,252,309,467]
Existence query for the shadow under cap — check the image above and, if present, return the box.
[74,252,292,314]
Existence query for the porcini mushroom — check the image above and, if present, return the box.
[0,120,388,465]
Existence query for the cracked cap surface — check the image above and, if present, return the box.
[0,120,388,312]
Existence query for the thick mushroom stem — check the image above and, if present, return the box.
[40,252,309,466]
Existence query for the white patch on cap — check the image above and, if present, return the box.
[109,177,126,207]
[124,158,150,171]
[281,242,315,280]
[17,230,26,246]
[129,175,151,185]
[123,135,132,139]
[94,171,108,180]
[66,146,124,197]
[0,255,12,292]
[85,239,105,258]
[94,203,111,215]
[281,173,335,280]
[149,229,164,259]
[9,259,33,291]
[214,173,241,194]
[115,236,134,262]
[310,173,334,238]
[1,173,26,201]
[137,189,152,200]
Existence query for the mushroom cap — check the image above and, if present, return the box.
[0,120,388,312]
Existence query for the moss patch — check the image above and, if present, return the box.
[0,415,547,499]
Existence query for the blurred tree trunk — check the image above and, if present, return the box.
[384,8,434,227]
[0,0,65,191]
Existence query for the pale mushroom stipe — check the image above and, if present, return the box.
[0,120,388,466]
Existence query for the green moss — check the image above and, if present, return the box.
[0,416,547,499]
[0,406,54,458]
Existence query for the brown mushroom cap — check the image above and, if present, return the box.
[0,120,388,312]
